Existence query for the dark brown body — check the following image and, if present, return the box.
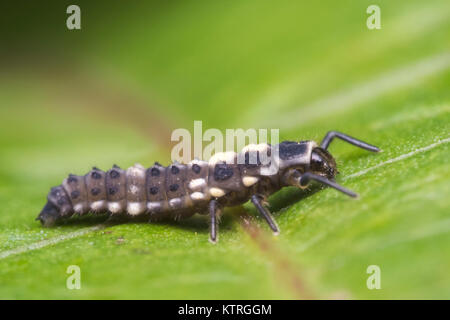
[37,141,317,226]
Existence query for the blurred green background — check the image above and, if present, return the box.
[0,0,449,299]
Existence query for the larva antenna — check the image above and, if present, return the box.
[320,131,381,152]
[299,172,358,198]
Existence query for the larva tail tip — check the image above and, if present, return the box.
[37,201,59,227]
[35,215,56,227]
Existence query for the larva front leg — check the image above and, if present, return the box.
[250,194,279,235]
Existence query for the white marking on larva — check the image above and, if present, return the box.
[242,143,269,153]
[147,201,162,211]
[189,178,206,190]
[134,163,145,169]
[209,187,226,198]
[169,198,182,208]
[129,184,139,194]
[127,202,145,215]
[209,151,237,166]
[242,176,259,187]
[90,200,106,211]
[260,162,280,176]
[190,192,205,201]
[73,204,84,213]
[127,164,146,178]
[108,202,122,214]
[189,159,205,165]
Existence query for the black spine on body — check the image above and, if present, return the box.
[105,165,127,212]
[62,174,88,214]
[165,163,187,210]
[146,163,167,215]
[85,167,107,211]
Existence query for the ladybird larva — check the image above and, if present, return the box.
[37,131,380,243]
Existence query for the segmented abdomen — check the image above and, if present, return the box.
[39,143,283,225]
[45,160,211,220]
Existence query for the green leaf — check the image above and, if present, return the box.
[0,0,449,299]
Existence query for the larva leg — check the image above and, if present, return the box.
[209,199,220,244]
[250,195,279,235]
[320,131,380,152]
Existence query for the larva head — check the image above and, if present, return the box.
[277,141,337,182]
[310,147,337,180]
